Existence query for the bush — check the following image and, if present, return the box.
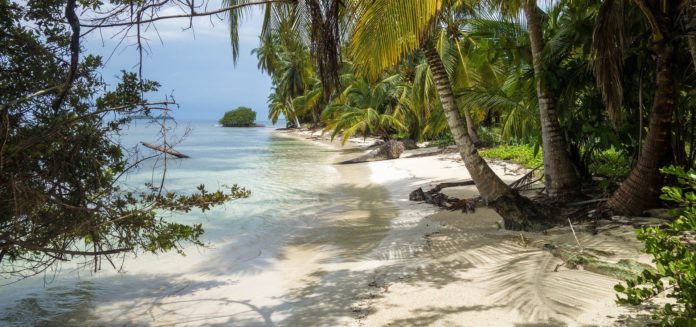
[219,107,257,127]
[615,166,696,326]
[589,148,632,179]
[480,144,543,169]
[431,133,455,148]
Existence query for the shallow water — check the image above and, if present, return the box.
[0,121,398,326]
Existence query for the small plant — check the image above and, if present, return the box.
[431,133,455,148]
[614,166,696,326]
[219,107,257,127]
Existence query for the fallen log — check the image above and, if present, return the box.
[141,142,190,158]
[409,180,478,211]
[339,140,405,164]
[428,180,475,193]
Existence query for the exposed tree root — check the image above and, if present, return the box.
[410,180,554,231]
[491,191,555,231]
[409,180,477,210]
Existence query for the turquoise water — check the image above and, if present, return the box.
[0,120,393,326]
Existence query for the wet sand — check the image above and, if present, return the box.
[87,132,408,326]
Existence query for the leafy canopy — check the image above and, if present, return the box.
[0,0,248,279]
[220,106,257,127]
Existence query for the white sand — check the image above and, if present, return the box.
[58,128,654,326]
[359,151,653,326]
[280,129,654,326]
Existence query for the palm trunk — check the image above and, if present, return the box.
[425,42,551,230]
[463,109,482,146]
[608,42,675,215]
[453,38,482,146]
[688,37,696,68]
[423,43,508,201]
[524,1,580,199]
[287,100,301,128]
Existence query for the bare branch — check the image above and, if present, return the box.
[80,0,293,29]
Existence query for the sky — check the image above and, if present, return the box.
[83,6,272,121]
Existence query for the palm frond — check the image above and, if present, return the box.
[349,0,443,79]
[591,0,625,128]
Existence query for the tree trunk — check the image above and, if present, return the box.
[463,108,482,146]
[524,1,581,199]
[287,100,301,128]
[453,38,482,146]
[687,33,696,71]
[608,42,675,215]
[423,43,509,201]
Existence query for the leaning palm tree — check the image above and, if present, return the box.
[593,0,685,215]
[349,0,548,229]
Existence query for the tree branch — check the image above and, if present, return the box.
[0,236,132,257]
[52,0,81,111]
[80,0,293,28]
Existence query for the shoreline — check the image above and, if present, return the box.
[274,128,653,326]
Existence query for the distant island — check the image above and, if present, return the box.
[219,107,263,127]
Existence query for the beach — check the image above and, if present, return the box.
[0,124,654,326]
[278,128,655,327]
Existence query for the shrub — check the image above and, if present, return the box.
[589,148,632,179]
[219,107,257,127]
[615,166,696,326]
[480,144,543,169]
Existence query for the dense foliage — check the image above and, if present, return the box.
[615,166,696,325]
[0,0,248,279]
[219,106,257,127]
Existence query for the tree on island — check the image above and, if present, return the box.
[219,107,258,127]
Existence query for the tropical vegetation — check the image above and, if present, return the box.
[220,106,258,127]
[1,0,248,279]
[226,0,696,320]
[4,0,696,322]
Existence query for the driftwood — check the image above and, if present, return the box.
[409,180,477,211]
[340,140,405,164]
[141,142,190,158]
[409,171,562,231]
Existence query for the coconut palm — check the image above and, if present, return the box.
[226,0,342,96]
[485,0,582,199]
[349,0,511,202]
[322,75,406,143]
[593,0,686,215]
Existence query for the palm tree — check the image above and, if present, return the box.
[350,0,510,200]
[593,0,683,215]
[226,0,343,96]
[437,14,484,145]
[322,75,406,143]
[349,0,549,230]
[487,0,582,199]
